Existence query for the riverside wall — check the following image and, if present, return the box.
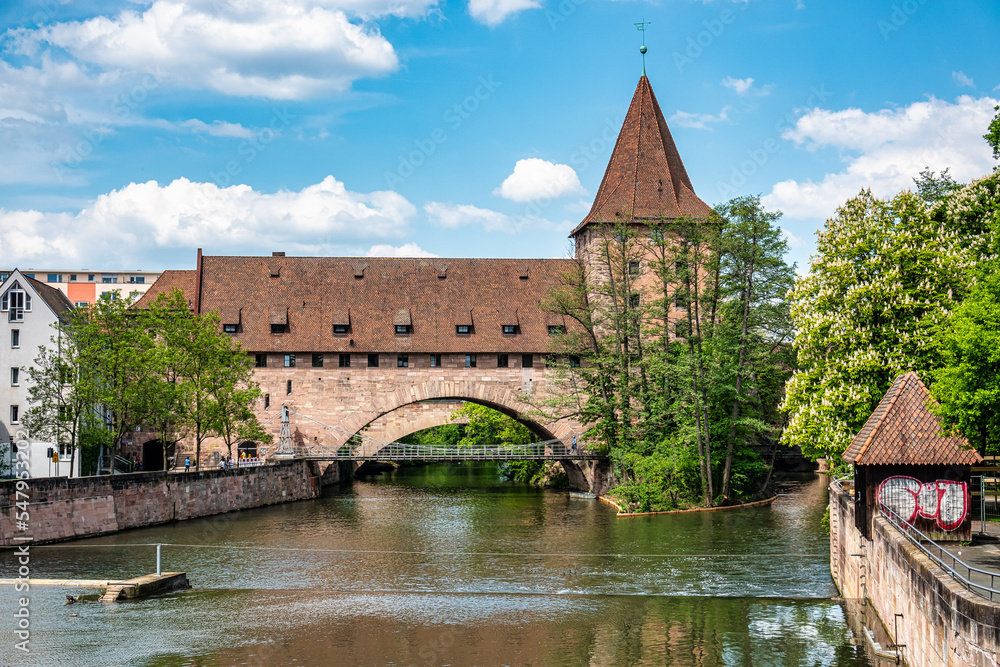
[0,460,323,547]
[830,482,1000,667]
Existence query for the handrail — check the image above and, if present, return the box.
[880,505,1000,603]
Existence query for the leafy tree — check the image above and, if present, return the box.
[913,167,960,205]
[210,346,273,460]
[782,185,991,462]
[985,105,1000,160]
[452,402,534,447]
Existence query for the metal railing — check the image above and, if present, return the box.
[880,504,1000,603]
[299,441,599,461]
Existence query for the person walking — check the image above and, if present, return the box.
[571,436,577,454]
[184,456,191,472]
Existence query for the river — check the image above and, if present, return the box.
[2,466,871,666]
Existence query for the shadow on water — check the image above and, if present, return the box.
[1,465,874,666]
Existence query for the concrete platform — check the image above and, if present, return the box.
[0,572,190,602]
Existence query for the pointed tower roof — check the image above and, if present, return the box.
[842,372,982,466]
[570,75,713,237]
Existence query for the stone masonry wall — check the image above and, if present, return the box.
[0,461,320,547]
[830,482,1000,666]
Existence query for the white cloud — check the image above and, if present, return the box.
[720,76,773,97]
[493,159,585,203]
[11,0,402,100]
[780,228,804,249]
[468,0,540,26]
[366,242,437,257]
[0,176,416,267]
[669,106,732,130]
[763,95,998,220]
[423,201,572,234]
[425,201,516,232]
[953,71,975,88]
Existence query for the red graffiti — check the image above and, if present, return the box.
[876,476,969,532]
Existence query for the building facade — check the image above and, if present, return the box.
[135,74,714,477]
[0,269,161,307]
[0,270,80,478]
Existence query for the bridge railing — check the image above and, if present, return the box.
[298,440,597,461]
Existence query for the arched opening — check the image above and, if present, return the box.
[237,441,258,457]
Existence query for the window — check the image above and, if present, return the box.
[3,285,29,322]
[547,325,565,335]
[286,380,292,395]
[0,272,6,282]
[628,261,640,276]
[545,354,557,367]
[368,354,379,368]
[312,354,324,368]
[10,367,18,386]
[570,355,581,368]
[223,324,237,334]
[10,405,18,424]
[397,354,409,368]
[129,276,145,284]
[395,324,412,334]
[502,325,517,335]
[456,324,471,335]
[522,354,533,368]
[47,273,61,283]
[101,274,118,284]
[74,301,89,308]
[675,292,689,311]
[23,274,33,279]
[465,354,477,368]
[430,354,441,367]
[69,274,77,282]
[255,354,267,368]
[497,354,508,368]
[333,324,349,335]
[264,394,270,409]
[271,323,286,334]
[339,354,350,368]
[10,330,19,348]
[284,354,296,368]
[629,293,640,308]
[88,274,95,282]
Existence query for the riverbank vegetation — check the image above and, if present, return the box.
[23,289,270,474]
[538,196,797,512]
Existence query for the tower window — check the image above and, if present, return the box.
[286,380,292,395]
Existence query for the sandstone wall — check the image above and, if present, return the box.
[0,461,320,547]
[830,482,1000,666]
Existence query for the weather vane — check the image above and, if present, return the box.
[635,20,651,75]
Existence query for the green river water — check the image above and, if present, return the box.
[1,466,872,666]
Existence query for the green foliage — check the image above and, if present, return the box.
[985,105,1000,160]
[22,288,270,473]
[913,167,960,205]
[452,403,534,447]
[781,184,991,460]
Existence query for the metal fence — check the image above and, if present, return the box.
[298,441,599,461]
[880,503,1000,603]
[970,474,1000,534]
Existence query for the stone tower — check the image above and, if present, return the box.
[570,75,714,329]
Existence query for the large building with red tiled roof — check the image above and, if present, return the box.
[136,75,713,487]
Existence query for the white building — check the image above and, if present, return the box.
[0,270,80,478]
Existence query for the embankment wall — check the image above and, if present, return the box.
[830,482,1000,666]
[0,460,323,547]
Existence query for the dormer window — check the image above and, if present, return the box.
[270,309,288,334]
[270,324,286,334]
[332,309,350,335]
[334,324,350,334]
[502,325,517,335]
[394,309,412,335]
[395,324,412,334]
[456,324,471,335]
[548,325,565,335]
[2,282,30,323]
[223,324,237,334]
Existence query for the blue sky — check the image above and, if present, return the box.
[0,0,997,272]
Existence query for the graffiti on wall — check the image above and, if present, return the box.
[877,475,969,531]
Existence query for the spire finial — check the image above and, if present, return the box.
[635,20,651,76]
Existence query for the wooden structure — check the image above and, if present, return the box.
[842,371,983,541]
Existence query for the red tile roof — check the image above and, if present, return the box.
[842,372,982,466]
[141,255,580,354]
[134,270,197,310]
[571,75,713,237]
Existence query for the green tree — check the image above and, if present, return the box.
[985,105,1000,160]
[781,185,991,462]
[913,167,960,205]
[713,195,796,500]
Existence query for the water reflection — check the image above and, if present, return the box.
[0,466,870,665]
